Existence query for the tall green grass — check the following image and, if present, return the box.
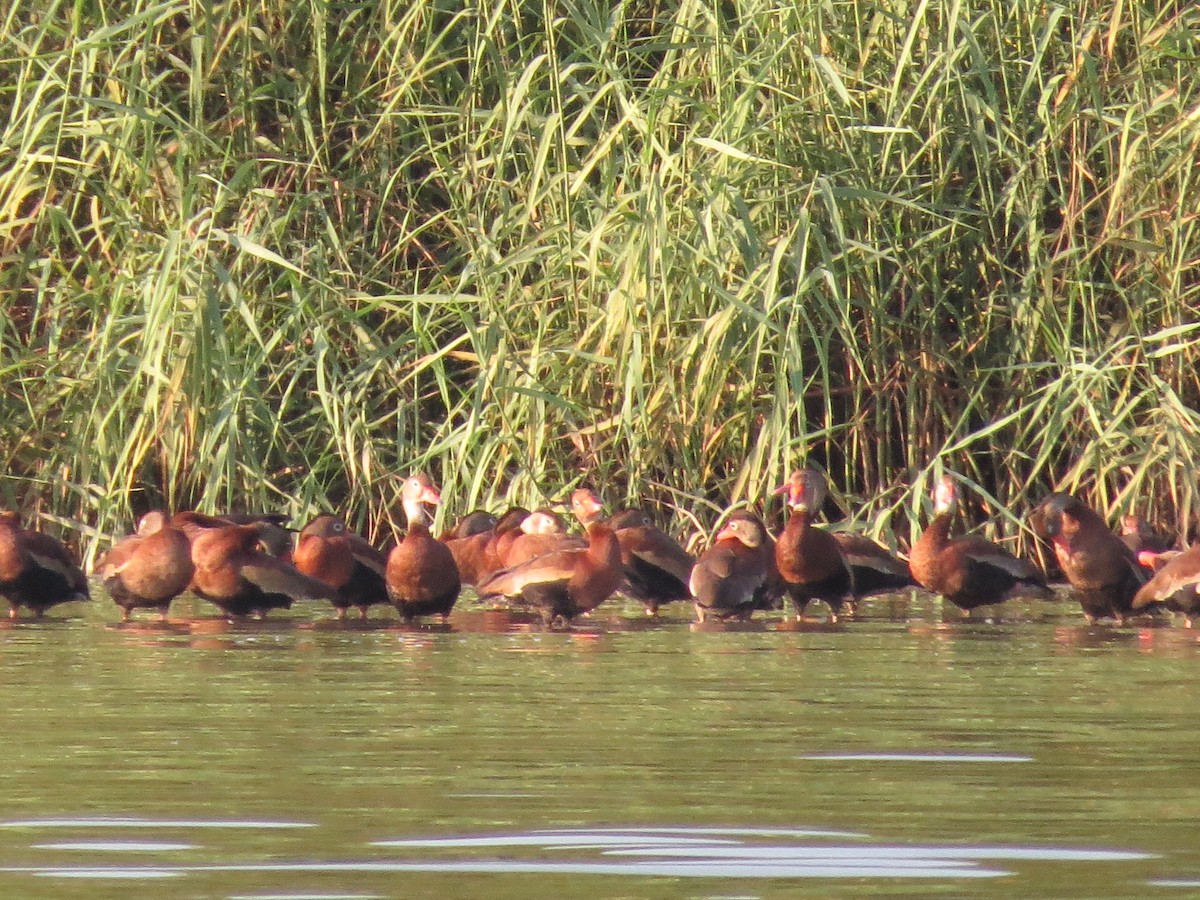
[2,0,1198,560]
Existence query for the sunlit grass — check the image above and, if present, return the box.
[2,0,1198,561]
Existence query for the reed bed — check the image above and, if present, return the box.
[2,0,1198,562]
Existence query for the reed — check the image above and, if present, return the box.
[2,0,1198,561]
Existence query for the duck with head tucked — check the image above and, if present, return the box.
[96,511,194,621]
[0,510,90,619]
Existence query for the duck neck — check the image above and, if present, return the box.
[403,499,429,531]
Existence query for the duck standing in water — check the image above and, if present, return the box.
[774,468,855,621]
[605,506,695,616]
[690,512,778,623]
[910,475,1050,615]
[294,515,390,620]
[1131,544,1200,625]
[478,491,622,627]
[1035,493,1148,623]
[0,510,90,619]
[386,473,461,623]
[190,523,334,618]
[96,511,194,621]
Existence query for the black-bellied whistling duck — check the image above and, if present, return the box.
[293,515,390,620]
[774,468,854,621]
[571,488,694,614]
[189,523,333,618]
[605,506,695,616]
[441,511,499,588]
[1034,493,1147,623]
[1120,514,1175,571]
[910,475,1050,614]
[689,512,778,623]
[477,506,531,583]
[95,511,194,621]
[386,473,461,622]
[477,514,623,627]
[0,510,90,619]
[502,508,584,568]
[1131,544,1200,625]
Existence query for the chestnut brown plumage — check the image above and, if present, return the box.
[293,515,390,619]
[442,511,499,588]
[1035,493,1148,623]
[689,512,778,622]
[910,476,1050,613]
[172,511,294,560]
[0,510,90,619]
[477,507,532,584]
[1131,543,1200,625]
[386,473,461,622]
[502,508,584,567]
[477,521,622,626]
[190,522,334,618]
[774,468,854,621]
[96,511,194,621]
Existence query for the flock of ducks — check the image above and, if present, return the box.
[1,468,1198,628]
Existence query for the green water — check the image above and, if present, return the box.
[1,591,1198,898]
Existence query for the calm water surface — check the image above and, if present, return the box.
[1,590,1198,898]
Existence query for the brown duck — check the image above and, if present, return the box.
[0,510,90,619]
[1035,493,1148,623]
[774,468,854,621]
[910,476,1050,614]
[385,473,461,622]
[689,512,778,622]
[95,511,194,621]
[477,512,622,627]
[293,515,390,619]
[190,523,334,618]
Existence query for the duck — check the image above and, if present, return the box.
[1131,543,1200,625]
[0,510,90,619]
[1034,493,1148,623]
[477,506,532,584]
[571,490,696,615]
[293,515,390,619]
[477,510,623,627]
[187,522,334,618]
[95,511,194,621]
[502,507,584,568]
[689,511,778,622]
[441,511,499,588]
[910,475,1050,614]
[604,506,695,616]
[774,468,855,621]
[385,473,461,622]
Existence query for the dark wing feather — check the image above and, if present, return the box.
[240,559,336,601]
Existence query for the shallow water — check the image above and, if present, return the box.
[1,590,1199,898]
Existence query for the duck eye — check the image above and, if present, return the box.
[333,522,344,532]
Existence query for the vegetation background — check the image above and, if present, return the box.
[2,0,1198,562]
